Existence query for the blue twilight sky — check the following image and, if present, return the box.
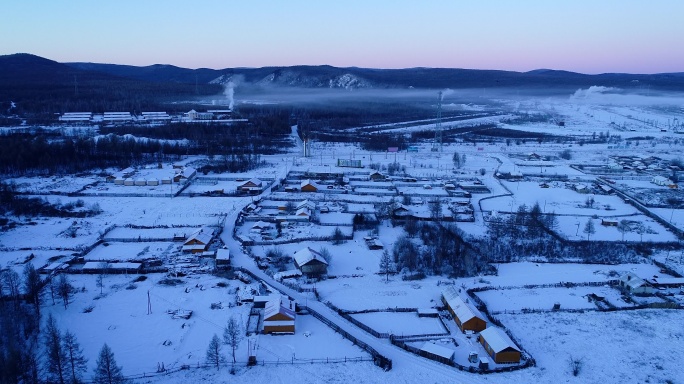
[1,0,682,74]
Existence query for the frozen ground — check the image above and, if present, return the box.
[3,90,684,383]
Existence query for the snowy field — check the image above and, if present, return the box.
[103,226,201,240]
[84,241,177,261]
[476,285,629,313]
[43,274,369,377]
[3,89,684,383]
[497,310,684,384]
[349,311,446,336]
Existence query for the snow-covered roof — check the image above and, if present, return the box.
[82,262,141,270]
[240,178,263,188]
[251,221,273,229]
[420,342,454,360]
[297,199,316,210]
[300,179,320,189]
[264,296,296,321]
[442,286,485,324]
[216,249,230,261]
[295,207,310,216]
[479,327,520,354]
[184,228,213,245]
[293,247,328,267]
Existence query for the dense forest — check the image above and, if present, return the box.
[0,108,292,175]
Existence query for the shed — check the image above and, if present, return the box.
[441,286,487,333]
[479,327,521,364]
[215,249,230,269]
[420,342,454,362]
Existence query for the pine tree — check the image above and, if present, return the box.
[92,343,124,384]
[63,330,87,384]
[206,334,224,370]
[44,314,67,384]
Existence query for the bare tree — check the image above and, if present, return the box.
[379,250,393,282]
[223,316,243,364]
[57,274,73,309]
[96,262,110,295]
[583,219,595,241]
[206,334,224,370]
[44,314,67,384]
[617,219,630,242]
[23,263,42,313]
[429,198,442,220]
[2,269,21,306]
[63,330,88,384]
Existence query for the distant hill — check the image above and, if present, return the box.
[66,60,684,91]
[0,53,221,114]
[2,53,684,114]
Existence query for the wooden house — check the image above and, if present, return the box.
[300,179,320,192]
[369,171,385,181]
[262,296,296,334]
[238,178,264,194]
[391,203,412,219]
[479,327,521,364]
[173,167,197,183]
[182,227,214,253]
[442,286,487,333]
[293,247,328,276]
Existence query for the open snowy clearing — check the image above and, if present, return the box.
[476,285,631,312]
[349,311,446,337]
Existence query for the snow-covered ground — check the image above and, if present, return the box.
[3,90,684,383]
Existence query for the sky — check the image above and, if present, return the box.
[1,0,683,74]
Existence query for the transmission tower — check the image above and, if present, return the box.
[432,91,443,152]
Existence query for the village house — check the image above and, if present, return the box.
[300,179,321,192]
[237,178,264,194]
[297,199,316,211]
[293,247,328,276]
[173,167,197,183]
[369,170,386,181]
[619,272,654,295]
[182,227,214,253]
[479,327,521,364]
[391,203,412,219]
[262,296,296,334]
[442,286,487,333]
